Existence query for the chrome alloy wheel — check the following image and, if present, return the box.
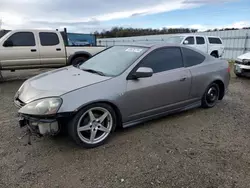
[77,107,113,144]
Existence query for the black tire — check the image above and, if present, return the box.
[201,83,220,108]
[68,103,117,148]
[211,52,219,58]
[71,56,88,67]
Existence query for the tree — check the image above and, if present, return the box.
[95,27,199,38]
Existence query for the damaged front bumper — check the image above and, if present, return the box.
[14,96,75,139]
[18,114,60,136]
[234,62,250,76]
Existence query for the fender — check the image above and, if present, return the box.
[67,51,92,65]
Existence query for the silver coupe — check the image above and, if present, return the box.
[14,44,230,148]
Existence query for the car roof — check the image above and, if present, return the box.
[170,34,221,38]
[116,43,184,48]
[5,29,60,33]
[115,42,214,60]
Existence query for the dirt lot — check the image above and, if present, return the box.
[1,70,250,188]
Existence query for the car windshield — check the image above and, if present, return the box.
[165,36,185,44]
[79,46,148,77]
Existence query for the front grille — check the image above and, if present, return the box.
[235,60,243,65]
[235,60,250,66]
[243,69,250,73]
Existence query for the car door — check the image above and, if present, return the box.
[196,36,207,53]
[181,47,208,99]
[38,32,66,66]
[123,47,192,122]
[0,31,40,69]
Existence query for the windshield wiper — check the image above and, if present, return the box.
[82,68,106,76]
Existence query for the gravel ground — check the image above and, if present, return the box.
[1,70,250,188]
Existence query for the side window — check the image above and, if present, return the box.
[184,37,194,45]
[39,32,59,46]
[5,32,35,47]
[208,37,222,44]
[182,47,205,67]
[196,37,205,45]
[140,47,183,73]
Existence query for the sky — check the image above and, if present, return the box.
[0,0,249,33]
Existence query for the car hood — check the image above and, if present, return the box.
[18,66,111,103]
[238,52,250,60]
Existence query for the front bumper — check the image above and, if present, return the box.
[14,95,76,135]
[234,63,250,76]
[18,114,60,135]
[14,97,60,135]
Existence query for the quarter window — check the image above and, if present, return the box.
[140,47,183,73]
[196,37,205,45]
[208,37,222,44]
[39,32,59,46]
[182,47,205,67]
[5,32,35,47]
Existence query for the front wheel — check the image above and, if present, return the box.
[201,83,220,108]
[68,103,117,148]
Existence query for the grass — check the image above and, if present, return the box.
[228,60,236,77]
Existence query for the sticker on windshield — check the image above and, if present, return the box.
[125,48,143,53]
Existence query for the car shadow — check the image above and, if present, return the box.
[115,107,200,134]
[45,107,201,151]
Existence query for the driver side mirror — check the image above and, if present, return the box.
[131,67,153,79]
[183,40,189,45]
[3,40,13,47]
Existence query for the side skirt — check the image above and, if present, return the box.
[122,101,201,128]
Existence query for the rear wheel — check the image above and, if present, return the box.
[68,103,117,148]
[201,83,220,108]
[71,56,88,67]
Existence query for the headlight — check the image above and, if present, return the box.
[19,98,62,116]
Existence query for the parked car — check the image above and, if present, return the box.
[0,29,106,71]
[14,43,230,148]
[234,52,250,77]
[165,34,224,58]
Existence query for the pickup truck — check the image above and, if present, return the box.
[0,29,106,71]
[165,34,224,58]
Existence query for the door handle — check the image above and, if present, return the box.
[30,49,37,52]
[56,48,61,51]
[180,77,187,81]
